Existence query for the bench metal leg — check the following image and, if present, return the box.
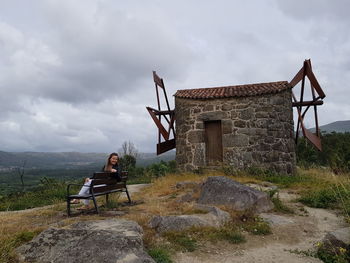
[67,198,71,216]
[125,188,131,203]
[92,196,99,214]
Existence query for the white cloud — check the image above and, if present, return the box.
[0,0,349,152]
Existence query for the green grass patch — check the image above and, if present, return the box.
[209,227,246,244]
[272,197,294,214]
[147,247,173,263]
[162,225,245,252]
[288,243,350,263]
[298,183,350,220]
[0,178,68,211]
[0,230,40,263]
[316,243,350,263]
[225,166,318,188]
[163,232,197,252]
[105,199,120,209]
[241,216,271,235]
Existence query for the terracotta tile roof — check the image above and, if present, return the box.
[174,81,291,99]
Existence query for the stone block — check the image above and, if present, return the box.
[195,122,204,129]
[187,130,204,143]
[270,96,285,105]
[222,120,232,134]
[240,108,254,120]
[203,105,214,111]
[223,134,249,147]
[193,144,205,166]
[222,103,232,111]
[234,120,246,128]
[256,112,269,118]
[266,151,280,162]
[230,110,239,119]
[272,141,284,151]
[198,111,227,121]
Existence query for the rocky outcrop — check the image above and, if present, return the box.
[259,213,295,226]
[16,219,155,263]
[149,205,230,233]
[323,227,350,250]
[198,176,273,213]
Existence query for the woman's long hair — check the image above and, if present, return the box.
[104,152,119,171]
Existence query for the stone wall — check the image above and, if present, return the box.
[175,89,296,174]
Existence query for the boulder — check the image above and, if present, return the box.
[323,227,350,249]
[149,205,230,233]
[259,213,294,226]
[198,176,273,213]
[16,219,155,263]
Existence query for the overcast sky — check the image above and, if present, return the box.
[0,0,349,153]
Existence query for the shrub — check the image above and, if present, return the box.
[147,247,173,263]
[296,179,350,223]
[296,132,350,173]
[316,242,350,263]
[0,178,68,211]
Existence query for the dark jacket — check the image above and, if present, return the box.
[101,164,122,181]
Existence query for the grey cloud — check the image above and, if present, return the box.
[0,2,194,107]
[275,0,350,22]
[0,0,350,152]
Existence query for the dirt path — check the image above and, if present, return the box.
[174,189,348,263]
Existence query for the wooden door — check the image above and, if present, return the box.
[204,121,223,166]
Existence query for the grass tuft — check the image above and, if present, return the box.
[241,216,271,235]
[272,196,294,214]
[163,232,197,252]
[147,247,173,263]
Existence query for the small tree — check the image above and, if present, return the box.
[120,141,139,158]
[120,154,136,171]
[16,160,27,191]
[119,141,139,171]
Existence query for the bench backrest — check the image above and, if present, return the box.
[90,171,128,194]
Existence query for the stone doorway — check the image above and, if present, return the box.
[204,120,223,166]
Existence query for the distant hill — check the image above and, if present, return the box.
[0,151,175,169]
[310,120,350,133]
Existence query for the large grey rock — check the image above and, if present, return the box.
[323,227,350,249]
[149,205,230,233]
[16,219,155,263]
[198,176,273,213]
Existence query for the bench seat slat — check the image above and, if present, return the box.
[92,184,125,194]
[92,178,119,185]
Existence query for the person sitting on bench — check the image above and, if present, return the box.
[71,152,121,210]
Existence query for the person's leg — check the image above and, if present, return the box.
[71,178,92,205]
[78,178,91,196]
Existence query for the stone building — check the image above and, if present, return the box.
[174,81,296,175]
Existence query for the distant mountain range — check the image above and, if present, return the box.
[1,120,348,169]
[310,120,350,133]
[0,151,175,169]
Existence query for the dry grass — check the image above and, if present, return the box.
[1,168,349,262]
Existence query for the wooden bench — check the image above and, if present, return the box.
[66,171,131,216]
